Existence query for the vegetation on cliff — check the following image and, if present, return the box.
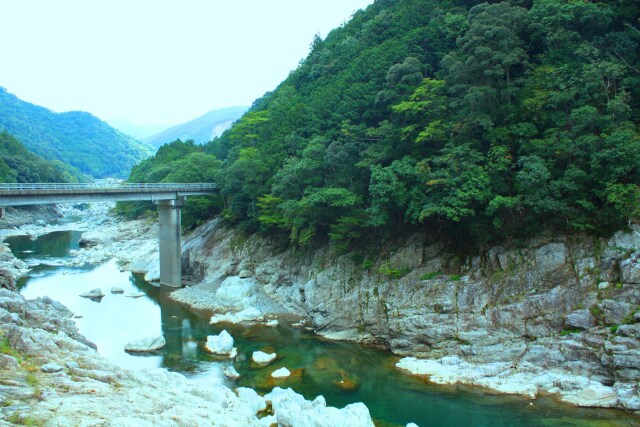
[124,0,640,248]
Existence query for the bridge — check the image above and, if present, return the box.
[0,183,217,288]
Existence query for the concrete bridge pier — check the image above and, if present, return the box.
[156,197,185,287]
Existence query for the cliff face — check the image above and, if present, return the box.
[182,220,640,410]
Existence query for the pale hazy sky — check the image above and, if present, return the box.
[0,0,374,126]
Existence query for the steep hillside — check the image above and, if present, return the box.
[199,0,640,249]
[144,106,247,148]
[0,131,84,183]
[0,88,153,178]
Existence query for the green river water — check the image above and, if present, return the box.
[6,231,640,427]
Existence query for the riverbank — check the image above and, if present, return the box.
[5,202,639,419]
[0,203,376,426]
[169,217,640,415]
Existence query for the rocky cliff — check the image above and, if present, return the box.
[178,220,640,411]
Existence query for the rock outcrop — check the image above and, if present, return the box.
[0,286,375,425]
[175,219,640,411]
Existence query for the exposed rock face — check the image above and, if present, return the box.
[176,220,640,411]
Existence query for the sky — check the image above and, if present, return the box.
[0,0,374,127]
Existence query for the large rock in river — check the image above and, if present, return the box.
[124,335,166,352]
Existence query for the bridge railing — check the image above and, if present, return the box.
[0,183,216,191]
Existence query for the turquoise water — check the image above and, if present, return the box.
[10,231,640,427]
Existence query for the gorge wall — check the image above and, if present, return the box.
[180,220,640,410]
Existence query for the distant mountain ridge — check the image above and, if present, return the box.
[106,118,170,140]
[143,106,247,148]
[0,88,153,178]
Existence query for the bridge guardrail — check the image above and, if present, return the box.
[0,183,216,191]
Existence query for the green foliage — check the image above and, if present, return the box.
[420,271,443,281]
[125,0,640,247]
[0,131,83,183]
[116,140,222,230]
[377,261,410,279]
[0,88,152,178]
[560,328,582,336]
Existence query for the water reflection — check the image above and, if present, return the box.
[19,260,163,370]
[6,231,82,260]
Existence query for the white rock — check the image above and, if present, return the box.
[110,287,124,294]
[407,424,419,427]
[271,367,291,378]
[79,288,104,299]
[41,362,64,373]
[210,306,263,324]
[264,387,374,427]
[224,365,241,380]
[125,291,146,298]
[252,351,276,365]
[215,276,255,305]
[124,335,166,352]
[205,330,235,356]
[265,319,279,327]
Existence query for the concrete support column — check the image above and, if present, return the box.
[156,197,185,287]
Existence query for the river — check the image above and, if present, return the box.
[6,230,640,427]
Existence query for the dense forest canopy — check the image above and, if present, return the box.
[0,131,81,183]
[123,0,640,249]
[0,88,153,179]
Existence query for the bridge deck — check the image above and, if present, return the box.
[0,183,217,207]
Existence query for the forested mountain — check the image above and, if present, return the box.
[143,106,248,148]
[0,131,83,183]
[124,0,640,249]
[0,88,153,178]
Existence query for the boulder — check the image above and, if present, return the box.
[124,335,166,352]
[110,287,125,294]
[79,288,104,299]
[272,367,291,378]
[224,365,241,380]
[239,269,252,279]
[565,310,596,330]
[0,269,16,291]
[125,292,146,298]
[620,252,640,284]
[204,330,236,356]
[264,387,375,427]
[252,350,276,365]
[41,362,64,373]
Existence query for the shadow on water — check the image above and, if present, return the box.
[10,230,640,427]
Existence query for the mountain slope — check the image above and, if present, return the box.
[0,88,154,178]
[144,106,247,148]
[200,0,640,247]
[0,131,83,183]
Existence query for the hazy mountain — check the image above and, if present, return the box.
[144,106,247,149]
[0,87,154,178]
[107,117,170,140]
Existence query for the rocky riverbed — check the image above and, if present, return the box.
[0,204,375,426]
[3,202,639,421]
